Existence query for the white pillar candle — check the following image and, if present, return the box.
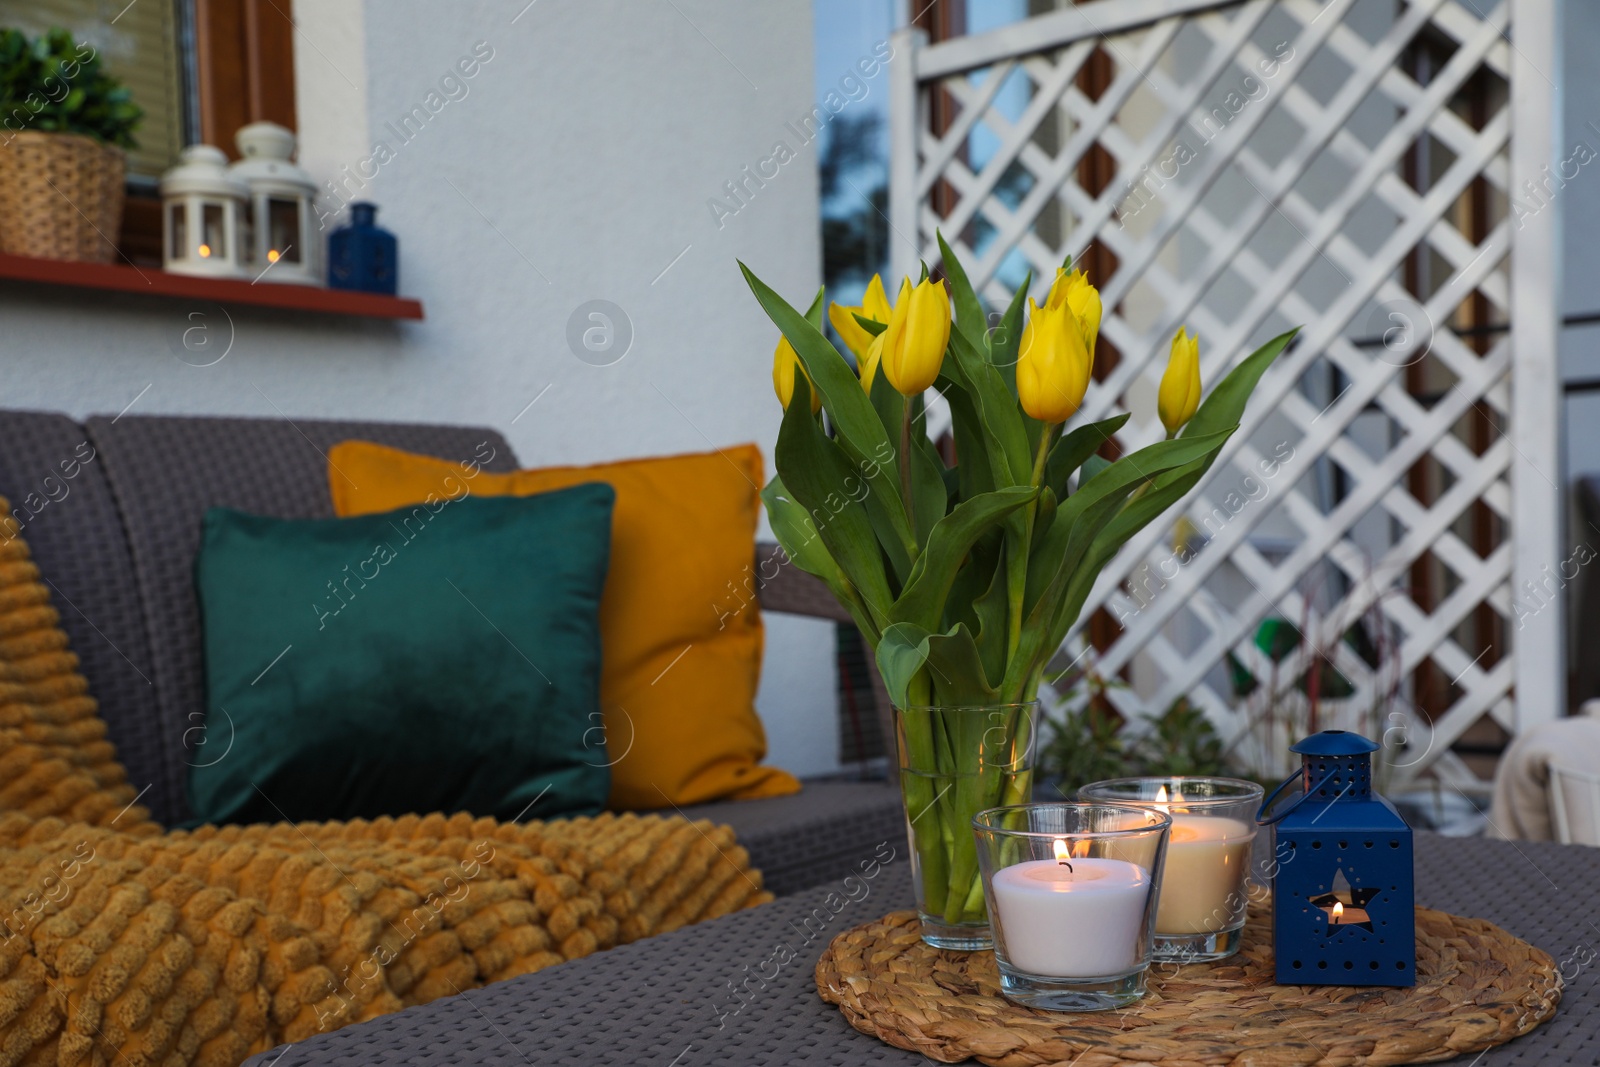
[1154,814,1254,935]
[991,854,1149,978]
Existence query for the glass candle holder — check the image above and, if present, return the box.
[1079,776,1264,962]
[972,802,1169,1011]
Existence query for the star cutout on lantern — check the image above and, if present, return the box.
[1309,867,1378,932]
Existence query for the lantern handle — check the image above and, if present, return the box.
[1255,770,1308,825]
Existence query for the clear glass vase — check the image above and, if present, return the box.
[893,702,1039,949]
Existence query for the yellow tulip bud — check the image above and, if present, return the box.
[1045,267,1102,356]
[858,332,885,394]
[1016,296,1092,424]
[1159,327,1202,435]
[773,334,821,414]
[880,276,951,397]
[827,274,893,360]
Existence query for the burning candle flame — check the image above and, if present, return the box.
[197,244,212,258]
[1053,838,1070,864]
[1155,785,1168,803]
[1332,901,1344,925]
[267,249,281,263]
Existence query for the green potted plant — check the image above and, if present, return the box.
[0,26,143,262]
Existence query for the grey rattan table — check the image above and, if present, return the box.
[246,833,1599,1066]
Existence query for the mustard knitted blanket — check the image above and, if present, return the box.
[0,504,771,1067]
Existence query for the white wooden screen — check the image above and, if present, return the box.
[889,0,1561,788]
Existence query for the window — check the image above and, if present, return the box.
[0,0,295,264]
[0,0,186,181]
[813,0,896,324]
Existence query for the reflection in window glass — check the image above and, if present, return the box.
[813,0,896,357]
[0,0,188,180]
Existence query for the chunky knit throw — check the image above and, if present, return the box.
[0,502,771,1066]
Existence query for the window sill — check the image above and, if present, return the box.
[0,252,424,321]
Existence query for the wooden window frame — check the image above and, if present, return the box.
[119,0,297,266]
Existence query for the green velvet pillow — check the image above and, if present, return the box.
[188,485,615,826]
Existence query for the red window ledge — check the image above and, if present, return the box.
[0,252,424,321]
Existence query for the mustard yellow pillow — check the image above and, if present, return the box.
[327,441,800,810]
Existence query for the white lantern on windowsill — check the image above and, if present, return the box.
[159,145,248,278]
[230,122,321,286]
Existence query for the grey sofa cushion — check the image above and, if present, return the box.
[0,409,165,812]
[85,413,518,825]
[682,781,902,897]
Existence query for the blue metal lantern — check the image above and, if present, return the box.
[327,202,398,294]
[1257,730,1414,986]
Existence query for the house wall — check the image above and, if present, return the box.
[0,0,842,778]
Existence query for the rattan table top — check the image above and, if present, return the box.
[245,833,1599,1066]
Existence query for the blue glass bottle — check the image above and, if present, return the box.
[327,202,398,294]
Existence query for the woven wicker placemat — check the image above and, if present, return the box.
[816,901,1560,1067]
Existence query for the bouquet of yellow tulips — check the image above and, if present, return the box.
[742,233,1293,936]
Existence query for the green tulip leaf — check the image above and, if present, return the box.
[891,485,1037,631]
[941,373,995,503]
[1038,457,1209,659]
[1079,454,1111,487]
[1183,328,1298,441]
[804,286,826,330]
[1046,413,1130,498]
[1033,485,1057,542]
[908,394,950,543]
[761,476,887,644]
[853,313,888,337]
[874,621,998,709]
[760,476,839,583]
[923,625,1001,707]
[1026,429,1234,611]
[864,375,917,585]
[741,262,917,560]
[948,327,1031,487]
[988,275,1031,398]
[936,230,990,354]
[1005,430,1235,697]
[875,622,935,709]
[1095,327,1298,550]
[971,552,1012,689]
[774,375,894,624]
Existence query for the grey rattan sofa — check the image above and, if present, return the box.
[0,409,900,895]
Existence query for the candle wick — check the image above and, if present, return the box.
[1057,860,1073,873]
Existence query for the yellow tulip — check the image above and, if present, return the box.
[858,332,885,394]
[1045,267,1102,355]
[773,334,821,414]
[880,276,951,396]
[828,274,893,360]
[1016,296,1092,424]
[1159,327,1202,435]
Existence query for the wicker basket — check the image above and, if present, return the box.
[0,130,126,263]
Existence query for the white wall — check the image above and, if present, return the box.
[0,0,841,778]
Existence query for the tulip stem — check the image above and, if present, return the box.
[1029,427,1052,490]
[1006,429,1054,665]
[900,403,917,549]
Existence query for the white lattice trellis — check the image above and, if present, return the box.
[889,0,1561,788]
